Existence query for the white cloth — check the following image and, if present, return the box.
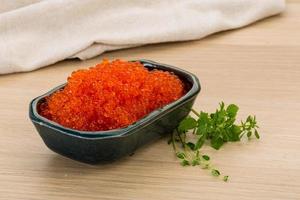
[0,0,285,74]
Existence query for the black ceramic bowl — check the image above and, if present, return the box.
[29,60,201,163]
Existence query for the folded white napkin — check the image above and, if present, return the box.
[0,0,285,74]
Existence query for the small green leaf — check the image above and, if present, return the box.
[246,115,253,123]
[247,131,252,138]
[232,124,241,134]
[219,102,225,110]
[211,137,224,150]
[197,112,209,135]
[223,175,229,182]
[176,152,186,159]
[181,160,190,166]
[226,104,239,118]
[199,112,209,122]
[229,125,241,141]
[202,155,210,161]
[211,169,220,177]
[178,116,197,132]
[254,129,260,139]
[195,135,205,150]
[192,159,200,166]
[186,142,195,150]
[222,131,229,142]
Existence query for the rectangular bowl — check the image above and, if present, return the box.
[29,59,201,163]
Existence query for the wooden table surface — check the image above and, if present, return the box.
[1,1,300,200]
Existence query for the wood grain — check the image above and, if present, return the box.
[0,2,300,200]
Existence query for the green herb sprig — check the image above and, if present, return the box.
[170,102,260,182]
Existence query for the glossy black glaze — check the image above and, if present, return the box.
[29,60,201,163]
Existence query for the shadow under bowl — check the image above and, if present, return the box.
[29,59,201,163]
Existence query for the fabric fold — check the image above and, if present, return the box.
[0,0,285,74]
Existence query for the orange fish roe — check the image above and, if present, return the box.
[39,60,185,131]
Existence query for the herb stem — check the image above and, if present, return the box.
[171,131,177,152]
[176,129,195,161]
[192,128,196,135]
[175,129,183,145]
[191,108,201,117]
[177,130,187,151]
[239,131,246,139]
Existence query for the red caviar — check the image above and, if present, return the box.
[39,60,185,131]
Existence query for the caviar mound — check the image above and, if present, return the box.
[38,60,185,131]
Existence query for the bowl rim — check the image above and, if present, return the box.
[29,59,201,138]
